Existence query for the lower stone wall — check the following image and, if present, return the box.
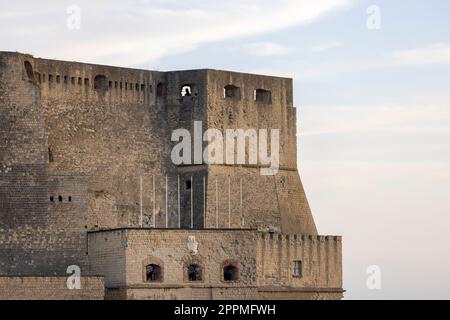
[106,286,258,300]
[258,288,344,300]
[0,276,105,300]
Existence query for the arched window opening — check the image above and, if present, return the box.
[145,264,162,282]
[94,75,108,91]
[157,82,166,97]
[58,195,63,202]
[224,85,240,100]
[223,265,239,281]
[254,89,272,104]
[187,264,202,281]
[181,85,192,97]
[24,61,34,81]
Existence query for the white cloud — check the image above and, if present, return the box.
[242,42,292,57]
[393,43,450,66]
[0,0,356,66]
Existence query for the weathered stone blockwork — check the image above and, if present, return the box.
[0,276,104,300]
[87,229,342,300]
[0,51,343,299]
[88,229,258,300]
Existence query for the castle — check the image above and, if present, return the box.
[0,52,343,300]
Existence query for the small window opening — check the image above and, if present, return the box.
[94,75,108,91]
[254,89,272,104]
[84,78,89,86]
[50,196,54,202]
[181,85,192,97]
[78,77,82,85]
[68,196,72,202]
[71,77,75,85]
[58,195,63,202]
[146,264,162,282]
[224,85,240,100]
[188,264,202,281]
[224,265,239,281]
[56,75,61,83]
[64,76,68,84]
[115,81,118,89]
[141,84,145,91]
[186,180,192,190]
[157,82,166,97]
[108,81,112,88]
[293,260,303,277]
[135,83,139,91]
[24,61,34,80]
[48,147,54,163]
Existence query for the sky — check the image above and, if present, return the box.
[1,0,450,299]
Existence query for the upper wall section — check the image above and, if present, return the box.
[32,56,164,106]
[0,52,48,167]
[206,70,298,168]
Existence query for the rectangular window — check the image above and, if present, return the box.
[293,260,302,277]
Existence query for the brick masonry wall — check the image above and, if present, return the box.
[257,290,344,300]
[204,70,317,235]
[256,234,343,295]
[0,52,88,275]
[0,276,104,300]
[0,51,343,299]
[88,229,258,300]
[88,229,343,300]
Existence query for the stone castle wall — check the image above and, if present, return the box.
[15,53,318,235]
[0,52,89,275]
[0,51,343,299]
[87,229,342,300]
[256,234,343,299]
[0,276,104,300]
[88,229,258,300]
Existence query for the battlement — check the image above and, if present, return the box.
[257,232,343,290]
[1,52,294,109]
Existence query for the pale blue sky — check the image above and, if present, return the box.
[1,0,450,299]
